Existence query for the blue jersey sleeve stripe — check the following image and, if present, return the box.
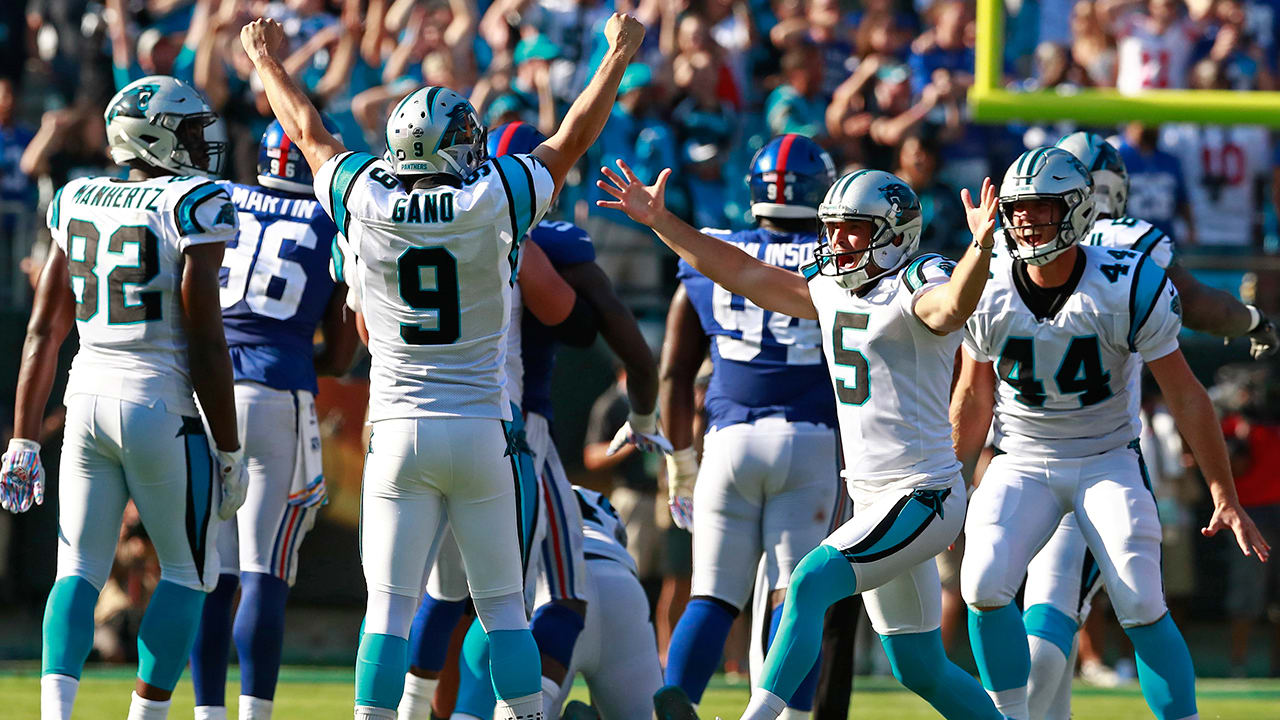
[496,156,535,238]
[174,182,223,235]
[801,261,821,280]
[330,152,377,237]
[1127,254,1169,352]
[490,158,523,240]
[1129,227,1165,258]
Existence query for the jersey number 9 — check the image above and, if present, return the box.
[398,247,461,345]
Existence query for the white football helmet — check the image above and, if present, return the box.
[1055,131,1129,218]
[386,87,488,178]
[105,75,225,178]
[998,147,1095,266]
[815,169,923,290]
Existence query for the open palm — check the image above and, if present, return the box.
[962,176,999,246]
[596,160,672,227]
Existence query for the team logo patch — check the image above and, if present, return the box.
[1170,293,1182,318]
[214,202,237,228]
[107,83,160,121]
[412,126,425,138]
[880,181,921,224]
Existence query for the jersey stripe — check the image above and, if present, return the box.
[801,260,821,280]
[495,122,524,157]
[775,133,797,204]
[1126,253,1169,352]
[49,185,64,231]
[329,152,378,237]
[174,181,223,235]
[1128,226,1166,258]
[330,235,345,283]
[493,156,534,239]
[902,253,940,293]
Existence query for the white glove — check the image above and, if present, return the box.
[606,410,674,456]
[665,447,697,530]
[214,447,249,521]
[1,438,45,513]
[330,233,363,313]
[1245,305,1278,360]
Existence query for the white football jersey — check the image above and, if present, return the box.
[1114,13,1197,93]
[573,486,636,573]
[1160,124,1269,246]
[803,254,963,495]
[316,151,553,422]
[505,273,524,409]
[1083,216,1174,270]
[964,244,1183,458]
[48,175,238,415]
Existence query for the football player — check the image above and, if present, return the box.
[953,147,1269,720]
[0,75,247,720]
[597,162,1005,720]
[188,117,359,720]
[1008,131,1279,720]
[657,135,843,720]
[399,121,664,720]
[239,13,645,720]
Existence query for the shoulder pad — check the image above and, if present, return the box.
[902,253,950,293]
[173,180,231,235]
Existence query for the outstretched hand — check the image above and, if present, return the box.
[962,176,999,248]
[596,160,672,227]
[1203,501,1271,563]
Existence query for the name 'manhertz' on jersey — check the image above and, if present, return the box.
[391,192,456,224]
[70,182,165,210]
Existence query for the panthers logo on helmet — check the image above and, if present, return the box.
[881,182,921,224]
[107,84,160,122]
[439,103,481,149]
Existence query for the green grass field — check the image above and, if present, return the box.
[3,666,1279,719]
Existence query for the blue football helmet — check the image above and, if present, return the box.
[747,134,836,220]
[487,121,546,158]
[257,115,342,194]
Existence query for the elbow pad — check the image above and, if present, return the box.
[549,296,600,348]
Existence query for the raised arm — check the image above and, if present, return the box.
[597,160,816,320]
[241,18,347,174]
[1148,348,1269,562]
[914,177,998,334]
[531,13,646,199]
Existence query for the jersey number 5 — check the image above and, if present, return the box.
[398,247,461,345]
[832,311,870,405]
[67,219,162,324]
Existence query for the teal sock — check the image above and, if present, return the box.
[760,545,857,702]
[42,577,101,679]
[137,580,206,691]
[355,633,410,709]
[487,629,541,699]
[968,603,1030,692]
[1126,613,1197,720]
[1023,604,1078,658]
[457,618,497,717]
[880,630,1003,720]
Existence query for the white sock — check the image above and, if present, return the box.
[777,708,810,720]
[984,686,1029,720]
[740,688,787,720]
[41,674,79,720]
[127,692,173,720]
[540,676,562,719]
[354,706,396,720]
[194,706,228,720]
[1027,635,1069,720]
[398,674,439,720]
[451,713,484,720]
[239,696,273,720]
[494,691,543,720]
[1045,643,1077,720]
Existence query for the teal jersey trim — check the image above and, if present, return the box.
[331,236,346,283]
[493,156,536,239]
[902,253,942,294]
[49,185,64,231]
[1128,225,1167,259]
[330,152,379,237]
[174,181,223,236]
[1126,253,1169,353]
[801,260,821,280]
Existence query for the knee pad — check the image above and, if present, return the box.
[788,546,857,611]
[364,590,419,639]
[959,558,1017,610]
[1110,587,1168,629]
[473,591,527,633]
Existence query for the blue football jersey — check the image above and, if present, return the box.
[219,182,339,394]
[678,227,836,430]
[522,220,597,419]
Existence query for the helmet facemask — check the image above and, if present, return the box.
[171,112,226,177]
[815,215,905,290]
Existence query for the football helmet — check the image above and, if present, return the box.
[815,169,923,290]
[487,121,546,158]
[999,147,1095,266]
[105,75,226,178]
[1056,131,1129,218]
[257,115,343,194]
[386,86,487,178]
[748,134,837,219]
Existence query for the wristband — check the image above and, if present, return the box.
[1247,305,1263,332]
[7,438,40,454]
[628,410,658,435]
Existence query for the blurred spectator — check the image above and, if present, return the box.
[1113,0,1202,93]
[1220,367,1280,676]
[907,0,973,98]
[664,10,743,111]
[895,131,966,256]
[807,0,857,97]
[19,102,112,188]
[584,63,678,297]
[1195,0,1274,90]
[93,504,159,664]
[765,44,827,139]
[672,56,736,230]
[1117,122,1195,239]
[0,78,35,206]
[1070,0,1118,87]
[1161,60,1269,247]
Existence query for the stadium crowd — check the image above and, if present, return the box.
[2,0,1280,696]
